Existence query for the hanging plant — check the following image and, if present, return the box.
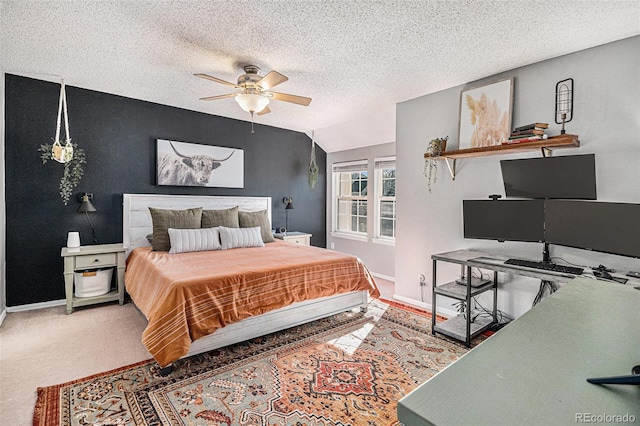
[51,79,74,163]
[39,78,84,205]
[308,131,319,191]
[423,136,448,193]
[39,142,85,205]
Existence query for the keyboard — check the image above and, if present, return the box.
[504,258,584,275]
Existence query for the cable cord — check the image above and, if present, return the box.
[532,280,558,306]
[549,256,589,269]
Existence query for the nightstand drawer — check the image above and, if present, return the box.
[287,236,309,245]
[75,253,117,269]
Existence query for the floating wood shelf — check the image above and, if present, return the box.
[424,134,580,179]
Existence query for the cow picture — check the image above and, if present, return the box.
[156,139,244,188]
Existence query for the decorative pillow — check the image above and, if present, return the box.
[238,210,275,243]
[201,206,240,228]
[149,207,203,251]
[168,227,220,254]
[219,226,264,250]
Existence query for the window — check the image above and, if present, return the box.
[375,157,396,240]
[333,160,368,236]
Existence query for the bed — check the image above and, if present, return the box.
[123,194,379,369]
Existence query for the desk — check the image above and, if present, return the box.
[398,277,640,425]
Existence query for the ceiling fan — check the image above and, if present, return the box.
[195,65,311,131]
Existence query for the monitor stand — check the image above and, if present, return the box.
[587,365,640,385]
[542,242,551,263]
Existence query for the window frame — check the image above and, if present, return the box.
[331,160,369,239]
[373,156,396,244]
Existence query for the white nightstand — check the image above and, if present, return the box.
[274,231,312,246]
[61,243,127,314]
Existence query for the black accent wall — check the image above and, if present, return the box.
[4,74,326,306]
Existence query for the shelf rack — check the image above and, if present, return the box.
[424,134,580,180]
[431,250,498,347]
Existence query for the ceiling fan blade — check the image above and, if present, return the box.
[257,105,271,116]
[194,73,238,88]
[199,93,237,101]
[257,71,288,90]
[270,91,312,106]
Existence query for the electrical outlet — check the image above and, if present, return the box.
[330,242,335,250]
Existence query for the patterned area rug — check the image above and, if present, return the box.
[34,299,485,425]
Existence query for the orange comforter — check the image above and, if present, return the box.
[125,240,379,366]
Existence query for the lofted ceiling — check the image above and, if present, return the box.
[1,1,639,152]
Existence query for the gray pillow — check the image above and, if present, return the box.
[201,206,239,228]
[238,210,275,243]
[219,226,264,250]
[168,227,220,254]
[149,207,203,251]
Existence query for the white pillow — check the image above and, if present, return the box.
[219,226,264,250]
[168,227,221,254]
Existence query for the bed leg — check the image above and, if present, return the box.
[159,364,174,376]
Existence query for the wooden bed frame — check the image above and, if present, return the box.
[122,194,369,370]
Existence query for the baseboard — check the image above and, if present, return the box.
[5,299,66,313]
[371,272,395,282]
[392,294,458,318]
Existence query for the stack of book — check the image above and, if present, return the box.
[503,123,549,145]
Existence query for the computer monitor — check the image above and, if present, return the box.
[545,200,640,258]
[463,200,545,243]
[500,154,597,199]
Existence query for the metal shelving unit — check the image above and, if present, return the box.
[431,250,498,347]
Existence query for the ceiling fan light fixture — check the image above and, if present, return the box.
[235,93,269,113]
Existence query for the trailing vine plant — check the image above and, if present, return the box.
[423,136,448,193]
[308,131,319,191]
[39,142,85,205]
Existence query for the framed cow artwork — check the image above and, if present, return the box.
[156,139,244,188]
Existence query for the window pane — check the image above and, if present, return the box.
[381,219,395,238]
[357,217,367,233]
[382,168,395,197]
[381,201,395,218]
[358,201,367,216]
[338,200,348,214]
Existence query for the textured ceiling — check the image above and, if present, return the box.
[1,1,639,152]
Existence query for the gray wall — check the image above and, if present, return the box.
[326,142,396,280]
[396,36,640,318]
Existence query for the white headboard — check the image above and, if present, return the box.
[123,194,272,253]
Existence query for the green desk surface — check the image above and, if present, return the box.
[398,278,640,425]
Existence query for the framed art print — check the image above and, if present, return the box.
[458,77,514,149]
[156,139,244,188]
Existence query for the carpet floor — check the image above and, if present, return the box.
[33,299,485,425]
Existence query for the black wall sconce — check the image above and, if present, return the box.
[283,197,294,233]
[77,193,98,243]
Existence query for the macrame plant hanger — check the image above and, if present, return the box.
[52,79,73,163]
[308,130,319,190]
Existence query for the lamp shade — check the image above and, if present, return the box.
[77,194,96,212]
[235,93,269,113]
